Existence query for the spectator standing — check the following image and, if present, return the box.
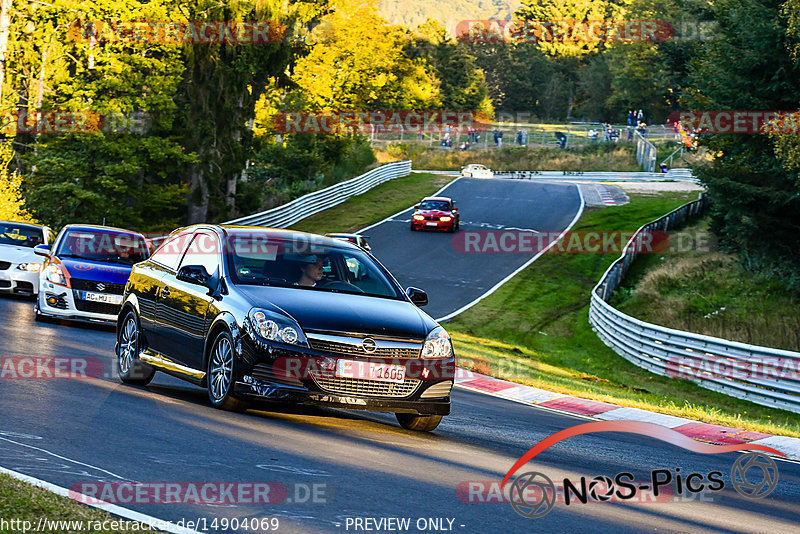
[627,110,634,126]
[637,109,643,125]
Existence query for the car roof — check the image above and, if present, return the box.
[0,220,44,229]
[62,224,145,237]
[420,196,452,202]
[219,225,360,248]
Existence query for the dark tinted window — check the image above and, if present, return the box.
[0,223,44,248]
[227,233,401,298]
[56,230,149,265]
[418,200,451,211]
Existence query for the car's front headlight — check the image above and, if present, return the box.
[248,308,307,346]
[422,326,453,359]
[413,215,425,221]
[45,263,69,287]
[440,216,452,222]
[17,262,42,272]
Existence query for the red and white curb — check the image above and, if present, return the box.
[454,370,800,461]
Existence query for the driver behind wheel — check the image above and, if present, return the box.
[296,255,326,287]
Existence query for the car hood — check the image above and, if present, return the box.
[60,258,133,284]
[238,285,435,339]
[0,244,39,264]
[414,209,454,217]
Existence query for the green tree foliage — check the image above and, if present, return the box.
[405,20,493,113]
[23,134,191,231]
[685,0,800,290]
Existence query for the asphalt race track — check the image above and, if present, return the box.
[362,178,582,319]
[1,178,799,533]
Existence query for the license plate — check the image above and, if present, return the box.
[81,291,123,305]
[335,360,405,383]
[425,222,438,226]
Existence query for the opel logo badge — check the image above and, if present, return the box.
[361,338,377,353]
[96,283,106,292]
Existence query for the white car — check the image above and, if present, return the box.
[461,164,494,178]
[0,221,53,297]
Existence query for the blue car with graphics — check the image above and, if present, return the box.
[33,225,151,323]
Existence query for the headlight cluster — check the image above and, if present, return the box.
[413,215,425,221]
[422,326,453,359]
[17,262,42,272]
[439,216,452,222]
[45,263,68,286]
[248,308,307,346]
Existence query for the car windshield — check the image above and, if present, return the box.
[56,230,150,265]
[227,233,401,299]
[0,223,43,248]
[418,200,451,211]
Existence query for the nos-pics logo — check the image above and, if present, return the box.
[502,421,783,518]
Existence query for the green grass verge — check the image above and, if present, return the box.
[290,172,453,234]
[292,176,800,437]
[446,193,800,437]
[612,217,800,352]
[0,472,156,533]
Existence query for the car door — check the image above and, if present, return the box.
[141,231,191,349]
[155,231,219,372]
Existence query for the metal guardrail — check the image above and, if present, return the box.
[588,195,800,414]
[635,131,657,172]
[225,160,412,227]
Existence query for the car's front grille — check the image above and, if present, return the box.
[14,281,34,294]
[74,300,120,315]
[0,261,10,271]
[311,370,421,398]
[309,338,420,359]
[424,216,438,221]
[70,278,126,295]
[0,280,11,288]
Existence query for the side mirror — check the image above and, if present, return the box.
[177,265,211,287]
[452,207,458,211]
[413,205,419,209]
[406,287,428,307]
[34,244,51,257]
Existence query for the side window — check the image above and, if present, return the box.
[179,232,220,275]
[150,232,191,271]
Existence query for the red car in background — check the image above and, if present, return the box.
[410,197,460,233]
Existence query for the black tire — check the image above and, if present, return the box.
[207,330,249,412]
[117,311,156,385]
[410,224,416,231]
[396,413,443,432]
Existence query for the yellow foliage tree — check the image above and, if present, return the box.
[0,144,36,223]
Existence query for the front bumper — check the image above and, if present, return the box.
[0,265,39,296]
[37,281,120,323]
[411,220,454,232]
[235,335,454,416]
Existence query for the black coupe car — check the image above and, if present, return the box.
[116,225,454,431]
